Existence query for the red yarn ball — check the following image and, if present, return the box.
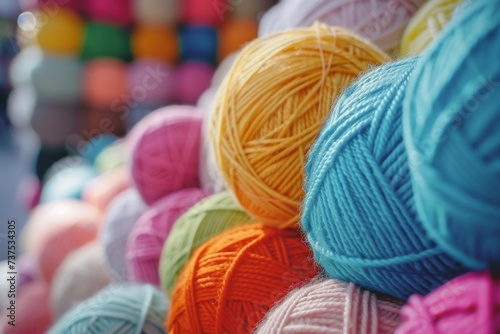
[130,105,203,205]
[84,0,133,26]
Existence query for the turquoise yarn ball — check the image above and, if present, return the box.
[404,0,500,270]
[302,57,467,301]
[48,284,167,334]
[41,163,98,203]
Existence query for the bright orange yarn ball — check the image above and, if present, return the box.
[35,7,84,55]
[210,23,389,227]
[132,25,179,63]
[167,223,318,334]
[83,58,128,108]
[218,18,258,61]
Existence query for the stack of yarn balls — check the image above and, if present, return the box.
[2,0,499,333]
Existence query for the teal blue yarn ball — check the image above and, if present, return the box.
[49,284,167,334]
[404,0,500,271]
[302,57,467,301]
[41,163,98,203]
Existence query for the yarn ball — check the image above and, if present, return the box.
[182,0,225,26]
[211,23,389,227]
[9,46,41,87]
[82,22,132,61]
[133,0,178,25]
[94,140,128,173]
[31,54,83,102]
[21,200,102,255]
[179,25,217,64]
[130,105,202,205]
[1,282,52,334]
[83,58,128,108]
[159,190,253,296]
[101,188,147,281]
[7,86,37,128]
[132,25,178,63]
[36,213,99,282]
[50,242,112,319]
[174,62,214,105]
[79,134,117,165]
[128,60,176,106]
[84,0,133,27]
[34,146,70,181]
[42,155,87,184]
[17,255,39,295]
[83,166,131,213]
[30,101,82,147]
[35,7,83,55]
[48,284,168,334]
[127,188,211,285]
[41,163,99,203]
[259,0,426,54]
[400,0,463,56]
[168,224,318,333]
[218,18,258,60]
[17,174,42,210]
[404,0,500,270]
[397,271,500,334]
[255,278,403,334]
[303,58,467,300]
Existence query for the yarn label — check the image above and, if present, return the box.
[5,219,16,326]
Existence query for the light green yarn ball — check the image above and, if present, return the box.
[159,191,253,296]
[94,141,127,174]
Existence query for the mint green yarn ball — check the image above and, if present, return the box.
[159,191,253,296]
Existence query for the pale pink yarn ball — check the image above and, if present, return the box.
[83,166,131,213]
[396,272,500,334]
[129,105,203,205]
[255,278,403,334]
[128,60,176,106]
[259,0,427,53]
[126,188,211,285]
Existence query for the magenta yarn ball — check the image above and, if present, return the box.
[126,188,211,285]
[174,62,214,105]
[84,0,133,26]
[130,105,203,205]
[128,60,176,106]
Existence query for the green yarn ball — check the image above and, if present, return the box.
[159,191,253,296]
[82,22,132,62]
[94,141,127,173]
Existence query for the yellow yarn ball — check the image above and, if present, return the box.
[210,23,389,228]
[400,0,464,55]
[36,8,84,55]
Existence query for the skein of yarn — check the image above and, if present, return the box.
[303,57,467,300]
[396,271,500,334]
[159,191,253,296]
[130,106,202,205]
[210,23,389,227]
[168,224,318,334]
[50,242,112,319]
[400,0,463,56]
[48,284,168,334]
[259,0,426,53]
[404,0,500,270]
[126,188,210,285]
[101,188,148,281]
[255,278,403,334]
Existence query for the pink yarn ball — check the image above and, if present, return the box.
[174,62,214,105]
[1,282,52,334]
[182,0,225,25]
[256,278,403,334]
[259,0,427,52]
[83,58,128,109]
[397,272,500,334]
[130,105,203,205]
[83,166,131,213]
[84,0,133,26]
[128,60,176,106]
[17,174,42,211]
[126,188,211,285]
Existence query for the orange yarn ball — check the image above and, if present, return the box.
[83,58,128,109]
[210,23,389,227]
[167,224,318,334]
[132,25,179,63]
[35,7,84,55]
[83,166,131,213]
[218,18,258,60]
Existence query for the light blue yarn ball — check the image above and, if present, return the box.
[49,284,168,334]
[404,0,500,271]
[302,57,467,301]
